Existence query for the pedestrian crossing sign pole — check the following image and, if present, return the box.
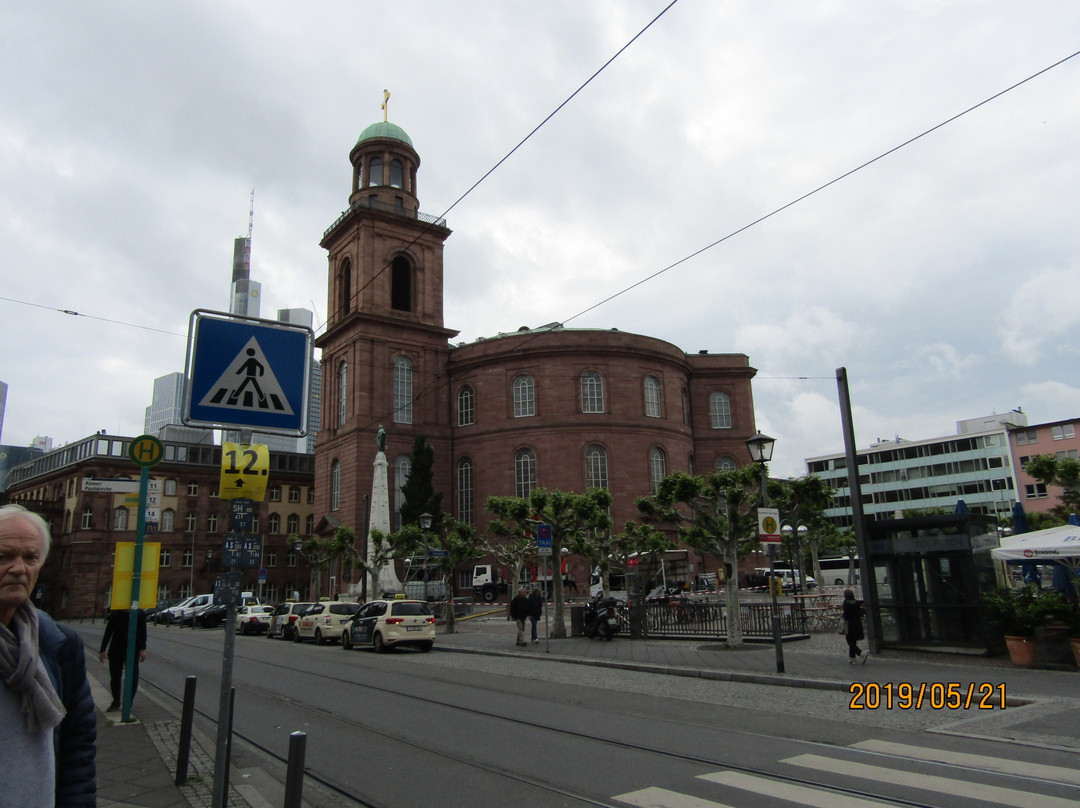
[183,309,312,434]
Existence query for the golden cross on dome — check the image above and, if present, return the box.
[381,89,391,122]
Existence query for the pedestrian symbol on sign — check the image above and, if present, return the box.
[199,337,294,415]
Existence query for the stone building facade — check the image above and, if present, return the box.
[313,120,761,591]
[4,433,315,618]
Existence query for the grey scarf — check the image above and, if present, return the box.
[0,604,66,732]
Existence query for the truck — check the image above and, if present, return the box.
[471,563,575,603]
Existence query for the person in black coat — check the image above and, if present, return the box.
[99,608,148,711]
[527,586,543,644]
[842,589,867,664]
[509,587,530,647]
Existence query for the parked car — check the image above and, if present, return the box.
[160,594,214,625]
[194,602,227,628]
[268,601,313,640]
[236,604,275,635]
[146,597,185,622]
[342,599,435,653]
[749,568,816,593]
[294,600,362,645]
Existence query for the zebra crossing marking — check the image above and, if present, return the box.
[852,739,1080,786]
[614,786,734,807]
[698,772,897,807]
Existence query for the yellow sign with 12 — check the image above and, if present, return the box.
[220,442,270,501]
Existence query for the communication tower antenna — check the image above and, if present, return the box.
[247,189,255,239]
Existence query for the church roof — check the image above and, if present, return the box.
[356,121,414,148]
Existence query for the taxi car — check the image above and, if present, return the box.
[293,600,361,645]
[341,598,435,653]
[268,601,313,640]
[236,604,275,635]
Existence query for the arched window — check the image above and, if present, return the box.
[457,457,474,524]
[337,360,347,427]
[395,455,412,529]
[457,385,475,426]
[161,508,175,533]
[306,514,315,534]
[393,356,413,423]
[513,375,535,418]
[715,456,737,471]
[581,371,604,413]
[391,255,412,312]
[338,258,351,317]
[644,376,661,418]
[287,514,299,534]
[709,392,732,429]
[369,156,382,186]
[514,448,537,498]
[113,507,128,530]
[390,158,404,189]
[331,460,340,511]
[649,448,666,493]
[585,445,609,490]
[269,513,280,534]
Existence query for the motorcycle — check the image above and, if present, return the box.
[583,595,620,640]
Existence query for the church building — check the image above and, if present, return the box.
[313,119,762,589]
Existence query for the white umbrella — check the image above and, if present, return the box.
[991,523,1080,570]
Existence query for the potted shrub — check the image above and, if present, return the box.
[980,586,1040,666]
[1029,588,1075,667]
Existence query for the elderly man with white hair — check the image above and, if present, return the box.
[0,504,96,807]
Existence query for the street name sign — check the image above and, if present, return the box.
[184,309,312,433]
[83,477,140,493]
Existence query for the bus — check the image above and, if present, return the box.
[818,556,859,586]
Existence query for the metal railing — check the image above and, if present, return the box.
[617,600,807,639]
[322,197,448,240]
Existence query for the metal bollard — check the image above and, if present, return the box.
[283,731,307,808]
[175,676,197,786]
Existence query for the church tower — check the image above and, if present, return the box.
[314,115,456,542]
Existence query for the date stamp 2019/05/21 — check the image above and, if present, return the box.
[849,682,1006,710]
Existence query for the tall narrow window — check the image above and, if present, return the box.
[393,356,413,423]
[457,385,475,426]
[369,156,383,186]
[513,375,535,418]
[331,460,340,511]
[644,376,661,418]
[682,389,690,426]
[337,360,347,427]
[457,458,474,524]
[287,514,299,534]
[649,448,666,493]
[581,371,604,413]
[338,258,351,317]
[585,445,609,490]
[709,392,732,429]
[515,449,537,498]
[391,255,411,311]
[390,158,404,188]
[113,507,128,530]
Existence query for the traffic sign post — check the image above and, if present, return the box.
[536,523,553,557]
[184,309,312,435]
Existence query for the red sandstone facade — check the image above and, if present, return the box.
[313,121,762,587]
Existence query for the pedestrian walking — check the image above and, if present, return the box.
[0,504,96,807]
[99,607,148,711]
[842,588,867,664]
[527,586,543,644]
[509,587,530,647]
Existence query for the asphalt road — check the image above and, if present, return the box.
[90,623,1080,808]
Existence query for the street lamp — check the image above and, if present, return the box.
[746,430,784,673]
[781,522,809,592]
[419,513,433,602]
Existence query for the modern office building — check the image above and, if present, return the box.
[144,372,206,443]
[230,235,261,317]
[806,411,1027,527]
[1010,416,1080,515]
[3,432,315,618]
[311,118,762,592]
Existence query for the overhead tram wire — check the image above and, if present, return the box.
[0,295,185,337]
[360,47,1080,437]
[322,0,681,334]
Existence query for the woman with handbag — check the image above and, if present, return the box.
[842,589,868,664]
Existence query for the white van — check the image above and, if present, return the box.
[753,569,815,592]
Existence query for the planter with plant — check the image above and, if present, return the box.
[980,586,1041,666]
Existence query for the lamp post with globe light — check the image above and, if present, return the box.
[746,430,784,674]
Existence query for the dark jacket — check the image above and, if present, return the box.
[100,609,147,656]
[842,597,865,642]
[509,593,530,620]
[38,609,97,808]
[527,590,543,620]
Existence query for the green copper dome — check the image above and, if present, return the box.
[356,121,414,148]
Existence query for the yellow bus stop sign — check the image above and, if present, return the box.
[111,542,161,610]
[220,442,270,501]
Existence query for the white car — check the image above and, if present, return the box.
[293,601,362,645]
[268,601,313,640]
[236,604,275,635]
[342,599,435,653]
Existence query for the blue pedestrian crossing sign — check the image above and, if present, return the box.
[184,310,312,433]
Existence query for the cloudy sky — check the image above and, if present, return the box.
[2,1,1079,478]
